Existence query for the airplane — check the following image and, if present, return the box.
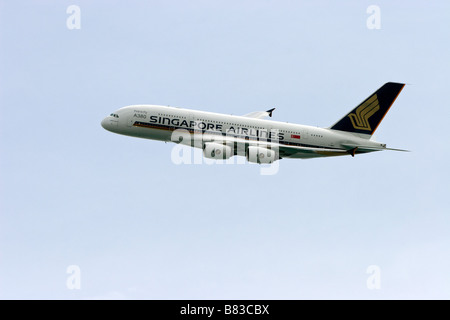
[101,82,408,163]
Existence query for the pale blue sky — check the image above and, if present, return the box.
[1,0,449,299]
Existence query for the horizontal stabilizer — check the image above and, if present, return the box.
[382,147,410,152]
[342,143,410,152]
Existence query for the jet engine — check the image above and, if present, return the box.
[203,143,233,160]
[247,146,277,164]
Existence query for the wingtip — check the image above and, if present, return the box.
[266,108,275,117]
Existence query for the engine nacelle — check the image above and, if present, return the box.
[203,143,233,160]
[247,146,277,164]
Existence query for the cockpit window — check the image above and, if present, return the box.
[110,113,119,118]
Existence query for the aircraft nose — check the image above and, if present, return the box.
[101,117,109,130]
[101,115,119,132]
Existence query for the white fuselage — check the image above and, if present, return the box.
[101,105,385,159]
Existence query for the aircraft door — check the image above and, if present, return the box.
[188,113,198,147]
[127,116,134,127]
[268,125,279,142]
[301,129,309,141]
[189,113,195,124]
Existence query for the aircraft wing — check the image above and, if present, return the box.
[276,143,409,158]
[276,144,350,158]
[201,134,350,159]
[242,108,275,119]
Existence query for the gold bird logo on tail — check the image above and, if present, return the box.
[348,94,380,131]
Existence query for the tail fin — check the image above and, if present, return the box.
[330,82,405,136]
